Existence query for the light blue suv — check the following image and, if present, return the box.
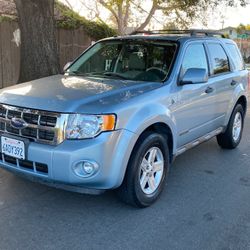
[0,30,248,207]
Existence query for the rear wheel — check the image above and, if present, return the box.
[217,104,244,149]
[117,132,169,208]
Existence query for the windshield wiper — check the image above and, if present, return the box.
[103,72,127,80]
[68,71,128,80]
[68,70,87,76]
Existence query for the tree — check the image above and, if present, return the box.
[14,0,60,83]
[76,0,248,35]
[237,23,250,33]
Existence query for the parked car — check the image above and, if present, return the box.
[0,30,248,207]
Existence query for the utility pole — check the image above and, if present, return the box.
[221,19,225,29]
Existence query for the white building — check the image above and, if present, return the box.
[220,27,238,39]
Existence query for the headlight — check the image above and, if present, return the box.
[65,114,116,139]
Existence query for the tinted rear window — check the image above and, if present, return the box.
[226,44,244,71]
[207,44,230,75]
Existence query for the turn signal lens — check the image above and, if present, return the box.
[102,115,116,131]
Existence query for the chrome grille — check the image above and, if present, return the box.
[0,104,66,145]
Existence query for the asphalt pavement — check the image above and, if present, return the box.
[1,108,250,250]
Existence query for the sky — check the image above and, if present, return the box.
[60,0,250,30]
[207,5,250,29]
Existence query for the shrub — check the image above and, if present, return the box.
[55,1,117,40]
[0,15,17,23]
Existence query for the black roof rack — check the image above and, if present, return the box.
[130,29,225,38]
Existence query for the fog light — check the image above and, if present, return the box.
[83,162,94,174]
[73,160,99,178]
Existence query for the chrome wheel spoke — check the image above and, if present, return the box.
[148,176,156,191]
[148,148,157,164]
[153,161,163,172]
[140,171,149,188]
[141,158,149,172]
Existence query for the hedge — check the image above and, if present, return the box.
[55,1,117,40]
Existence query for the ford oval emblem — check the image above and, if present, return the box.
[10,117,28,130]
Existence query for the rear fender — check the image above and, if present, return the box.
[223,84,248,128]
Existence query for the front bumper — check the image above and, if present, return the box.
[0,129,138,191]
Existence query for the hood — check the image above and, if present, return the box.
[0,75,161,113]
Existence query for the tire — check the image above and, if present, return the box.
[117,132,169,208]
[217,104,244,149]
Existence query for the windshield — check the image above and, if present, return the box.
[66,40,177,82]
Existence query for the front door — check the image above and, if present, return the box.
[172,42,217,148]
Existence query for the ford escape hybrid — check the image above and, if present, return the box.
[0,30,248,207]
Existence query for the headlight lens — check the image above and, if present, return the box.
[66,114,116,139]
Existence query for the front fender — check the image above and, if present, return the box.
[118,103,177,153]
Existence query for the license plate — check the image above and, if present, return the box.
[1,136,25,160]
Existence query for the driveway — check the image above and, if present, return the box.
[1,108,250,250]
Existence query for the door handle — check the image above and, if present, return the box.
[205,87,214,94]
[231,80,237,86]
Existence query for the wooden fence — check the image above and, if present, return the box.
[0,21,92,88]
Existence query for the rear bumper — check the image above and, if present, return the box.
[0,129,138,191]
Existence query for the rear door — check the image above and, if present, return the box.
[205,42,235,128]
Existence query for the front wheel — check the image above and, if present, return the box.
[217,104,244,149]
[117,132,169,208]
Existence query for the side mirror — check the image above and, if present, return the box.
[180,68,208,85]
[63,62,72,72]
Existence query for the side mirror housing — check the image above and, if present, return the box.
[180,68,208,85]
[63,62,72,72]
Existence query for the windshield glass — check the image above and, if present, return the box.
[66,40,177,82]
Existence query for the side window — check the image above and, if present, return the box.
[207,44,230,75]
[182,44,208,76]
[226,43,244,71]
